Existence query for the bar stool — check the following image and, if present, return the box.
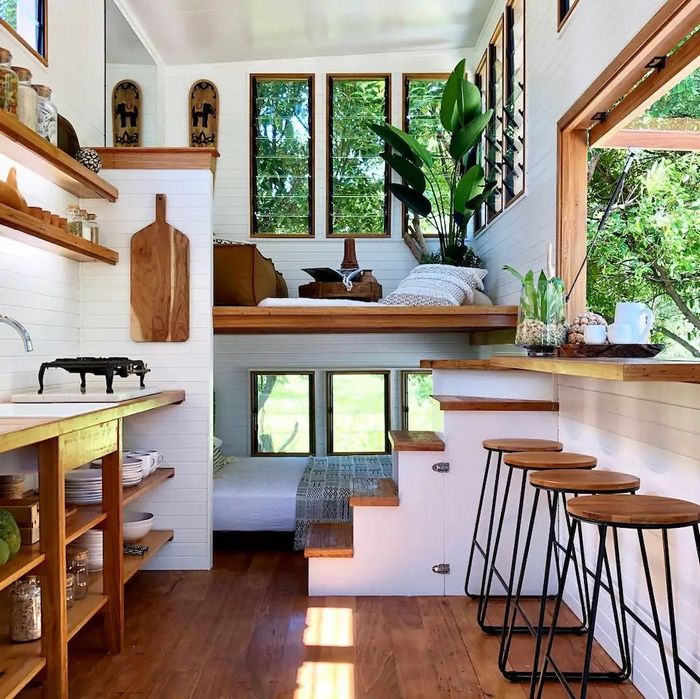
[535,494,700,699]
[465,438,563,604]
[499,469,641,687]
[478,451,597,635]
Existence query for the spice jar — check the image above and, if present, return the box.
[78,209,92,240]
[67,546,89,601]
[0,48,18,115]
[66,205,81,236]
[65,573,75,609]
[33,84,57,145]
[10,576,41,642]
[87,213,99,244]
[12,66,36,130]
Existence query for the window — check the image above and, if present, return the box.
[401,371,443,432]
[327,75,391,236]
[250,75,314,237]
[486,20,505,222]
[504,0,526,204]
[558,0,580,28]
[251,372,315,455]
[327,371,390,454]
[473,53,489,232]
[0,0,46,63]
[402,74,450,236]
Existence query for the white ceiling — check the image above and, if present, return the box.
[116,0,495,65]
[106,0,155,64]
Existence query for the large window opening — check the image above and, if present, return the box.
[0,0,46,62]
[401,371,443,432]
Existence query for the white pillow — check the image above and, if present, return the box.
[381,267,475,306]
[462,289,494,306]
[410,264,487,291]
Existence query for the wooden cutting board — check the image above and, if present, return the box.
[131,194,190,342]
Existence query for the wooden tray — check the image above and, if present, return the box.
[558,343,664,358]
[299,280,382,302]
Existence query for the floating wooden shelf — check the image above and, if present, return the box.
[488,356,700,383]
[123,468,175,508]
[94,147,219,174]
[123,530,174,583]
[419,359,519,370]
[432,395,560,411]
[389,430,445,452]
[213,305,519,334]
[0,111,118,201]
[0,547,44,594]
[0,202,119,264]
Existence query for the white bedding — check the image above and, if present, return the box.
[213,457,307,532]
[259,297,381,307]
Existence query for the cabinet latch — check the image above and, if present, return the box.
[432,563,451,575]
[432,462,450,473]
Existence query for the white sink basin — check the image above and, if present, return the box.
[0,403,113,418]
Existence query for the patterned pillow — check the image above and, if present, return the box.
[381,268,475,306]
[410,264,487,291]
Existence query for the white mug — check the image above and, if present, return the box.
[584,325,607,345]
[126,449,164,475]
[608,323,633,344]
[614,302,654,343]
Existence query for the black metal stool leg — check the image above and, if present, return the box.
[662,529,683,698]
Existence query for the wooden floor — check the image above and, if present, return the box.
[59,550,642,699]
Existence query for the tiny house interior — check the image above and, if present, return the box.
[0,0,698,697]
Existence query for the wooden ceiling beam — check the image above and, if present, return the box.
[600,128,700,151]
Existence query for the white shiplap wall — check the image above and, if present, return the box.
[80,168,214,570]
[106,63,159,147]
[161,48,477,294]
[471,2,700,696]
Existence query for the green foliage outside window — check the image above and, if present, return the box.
[404,372,443,432]
[252,78,312,236]
[329,78,389,235]
[0,0,17,28]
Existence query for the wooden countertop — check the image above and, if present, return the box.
[0,391,185,455]
[488,356,700,383]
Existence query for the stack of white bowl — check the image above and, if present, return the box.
[65,469,102,505]
[123,511,155,542]
[91,455,145,488]
[75,530,103,571]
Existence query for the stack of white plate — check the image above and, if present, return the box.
[75,530,103,571]
[65,469,102,505]
[91,456,144,488]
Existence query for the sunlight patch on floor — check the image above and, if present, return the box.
[303,607,354,648]
[294,661,354,699]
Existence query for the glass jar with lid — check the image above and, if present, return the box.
[33,84,57,145]
[87,213,100,244]
[67,546,89,600]
[10,575,41,642]
[65,573,75,609]
[12,66,36,130]
[78,209,92,240]
[0,47,18,116]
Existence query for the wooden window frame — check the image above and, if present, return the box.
[399,369,433,431]
[473,52,489,234]
[249,74,315,239]
[326,73,392,238]
[558,0,581,31]
[250,371,316,457]
[400,73,450,239]
[326,370,391,455]
[556,0,700,317]
[0,0,48,66]
[486,18,505,223]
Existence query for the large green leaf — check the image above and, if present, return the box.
[389,183,432,217]
[454,165,485,214]
[449,109,493,161]
[380,151,426,193]
[440,59,466,133]
[465,182,497,210]
[369,123,420,164]
[460,80,483,126]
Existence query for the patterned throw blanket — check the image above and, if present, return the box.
[294,455,393,551]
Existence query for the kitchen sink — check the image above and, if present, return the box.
[0,403,113,418]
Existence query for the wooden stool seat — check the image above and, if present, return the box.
[482,438,563,453]
[504,451,597,470]
[568,494,700,527]
[530,469,640,493]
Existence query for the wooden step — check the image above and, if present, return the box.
[432,395,559,412]
[350,478,399,507]
[304,523,353,558]
[389,430,445,452]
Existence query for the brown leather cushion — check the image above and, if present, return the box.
[214,243,287,306]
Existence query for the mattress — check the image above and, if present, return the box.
[213,458,307,532]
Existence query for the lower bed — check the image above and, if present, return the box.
[213,455,393,550]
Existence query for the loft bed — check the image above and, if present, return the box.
[212,305,519,334]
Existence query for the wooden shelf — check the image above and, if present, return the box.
[0,547,44,594]
[65,508,107,546]
[66,589,108,641]
[213,305,519,334]
[123,530,174,583]
[0,642,45,699]
[94,147,219,174]
[123,468,175,508]
[0,203,119,264]
[389,430,445,452]
[488,356,700,383]
[0,111,118,201]
[432,395,560,411]
[419,359,518,370]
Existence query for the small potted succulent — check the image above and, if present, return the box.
[504,265,567,356]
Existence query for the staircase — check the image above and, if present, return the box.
[306,363,559,596]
